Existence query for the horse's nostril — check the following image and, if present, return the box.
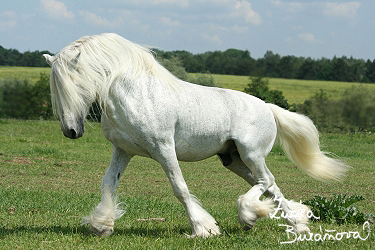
[70,129,77,138]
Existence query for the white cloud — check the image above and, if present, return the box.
[231,1,262,25]
[160,17,181,27]
[0,11,17,30]
[298,33,322,45]
[79,11,121,28]
[153,0,189,7]
[285,33,323,45]
[271,1,361,20]
[40,0,75,20]
[285,36,293,43]
[231,24,248,34]
[271,0,303,13]
[116,0,189,7]
[323,2,361,19]
[0,11,16,19]
[202,33,222,45]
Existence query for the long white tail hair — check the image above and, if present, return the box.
[267,104,349,181]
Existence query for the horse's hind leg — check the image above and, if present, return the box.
[221,151,310,233]
[83,146,131,236]
[233,147,276,230]
[154,146,220,238]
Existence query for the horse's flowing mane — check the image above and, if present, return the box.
[49,33,179,120]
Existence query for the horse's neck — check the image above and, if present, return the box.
[107,74,168,104]
[123,71,182,96]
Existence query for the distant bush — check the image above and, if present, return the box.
[0,73,105,121]
[340,86,375,131]
[244,77,289,109]
[297,89,345,132]
[158,56,189,81]
[188,73,221,87]
[0,73,52,120]
[159,55,220,87]
[297,86,375,132]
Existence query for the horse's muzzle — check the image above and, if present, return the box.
[61,114,85,139]
[64,127,84,139]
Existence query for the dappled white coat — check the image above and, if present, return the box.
[103,75,274,162]
[44,33,348,238]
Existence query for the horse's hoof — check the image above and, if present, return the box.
[91,225,114,237]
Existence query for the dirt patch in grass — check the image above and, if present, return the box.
[3,156,34,164]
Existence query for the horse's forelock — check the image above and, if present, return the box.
[50,57,90,121]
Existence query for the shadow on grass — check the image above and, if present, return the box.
[0,224,246,238]
[0,225,184,238]
[0,226,92,237]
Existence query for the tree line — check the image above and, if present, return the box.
[155,49,375,83]
[0,46,51,67]
[1,45,375,83]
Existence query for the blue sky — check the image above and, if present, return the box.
[1,0,374,59]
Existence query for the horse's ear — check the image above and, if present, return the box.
[72,52,81,65]
[43,54,54,66]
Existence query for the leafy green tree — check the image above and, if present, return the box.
[365,59,375,83]
[263,50,281,78]
[297,89,344,132]
[340,86,375,131]
[315,58,332,81]
[297,86,375,132]
[279,55,300,79]
[297,58,317,80]
[0,73,52,119]
[0,46,52,67]
[188,73,220,87]
[31,73,53,119]
[1,79,34,119]
[330,56,350,81]
[244,77,289,109]
[158,56,189,81]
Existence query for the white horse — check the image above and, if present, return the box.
[43,33,348,238]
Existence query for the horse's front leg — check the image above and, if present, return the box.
[83,146,132,236]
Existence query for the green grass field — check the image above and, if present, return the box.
[0,120,374,249]
[191,73,375,104]
[0,67,374,248]
[0,66,50,83]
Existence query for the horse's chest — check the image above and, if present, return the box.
[101,116,155,157]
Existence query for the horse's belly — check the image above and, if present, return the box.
[174,135,230,162]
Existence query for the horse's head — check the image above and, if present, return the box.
[43,33,160,139]
[44,53,92,139]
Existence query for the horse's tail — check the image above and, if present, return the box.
[267,103,349,182]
